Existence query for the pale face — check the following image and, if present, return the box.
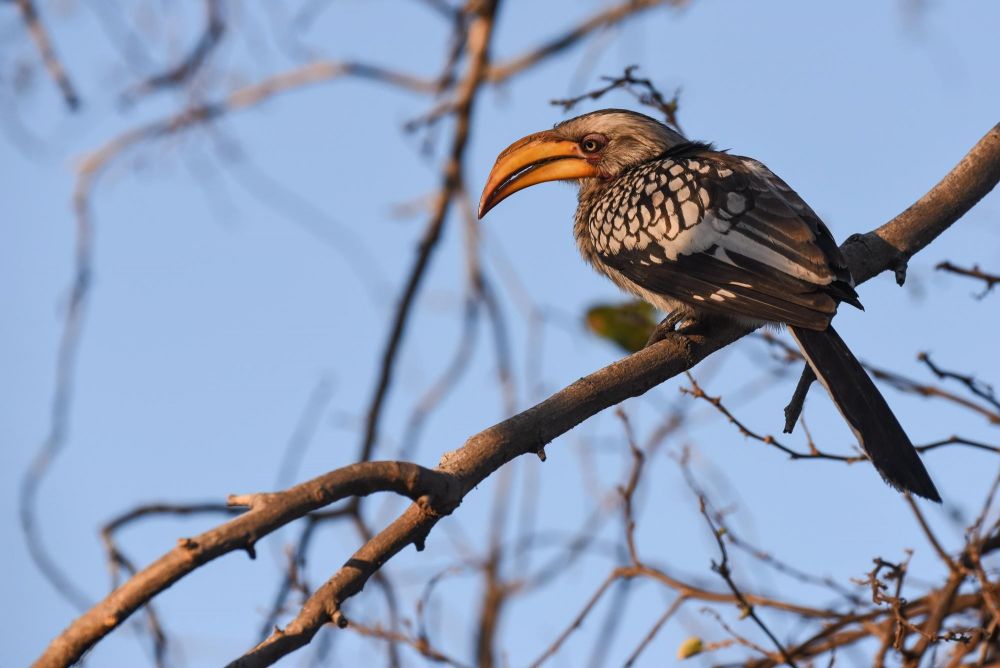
[548,109,687,180]
[478,109,686,217]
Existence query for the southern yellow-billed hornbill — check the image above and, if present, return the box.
[478,109,940,501]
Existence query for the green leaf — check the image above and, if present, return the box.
[584,300,658,353]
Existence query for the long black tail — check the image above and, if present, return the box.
[789,325,941,502]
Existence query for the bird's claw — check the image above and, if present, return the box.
[644,311,691,347]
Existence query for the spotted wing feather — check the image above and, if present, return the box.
[589,147,860,328]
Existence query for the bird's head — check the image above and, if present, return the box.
[478,109,685,218]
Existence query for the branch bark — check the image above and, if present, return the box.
[231,124,1000,667]
[37,123,1000,668]
[34,462,457,668]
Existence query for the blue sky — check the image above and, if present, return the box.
[3,1,1000,666]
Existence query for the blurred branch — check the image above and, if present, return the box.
[120,0,226,104]
[12,0,80,110]
[530,439,832,668]
[257,507,354,642]
[868,364,1000,426]
[349,620,469,667]
[20,54,439,615]
[485,0,680,84]
[936,260,1000,298]
[357,0,500,464]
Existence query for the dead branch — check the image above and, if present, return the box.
[35,462,457,667]
[100,502,238,665]
[37,120,1000,668]
[936,260,1000,298]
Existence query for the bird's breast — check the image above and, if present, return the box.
[585,158,742,263]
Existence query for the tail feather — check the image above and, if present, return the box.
[788,325,941,502]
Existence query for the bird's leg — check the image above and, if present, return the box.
[783,363,816,433]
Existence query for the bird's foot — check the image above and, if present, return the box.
[644,312,696,347]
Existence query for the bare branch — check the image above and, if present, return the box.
[842,124,1000,284]
[20,54,437,613]
[680,372,862,464]
[551,65,681,131]
[12,0,80,110]
[867,364,1000,425]
[485,0,680,84]
[918,351,1000,414]
[358,0,500,464]
[622,596,686,667]
[936,260,1000,298]
[916,436,1000,455]
[35,462,457,667]
[121,0,226,104]
[690,479,798,666]
[349,620,469,667]
[37,110,1000,668]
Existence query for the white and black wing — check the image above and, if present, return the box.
[588,145,860,330]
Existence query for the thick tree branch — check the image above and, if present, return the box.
[38,122,1000,668]
[20,53,440,617]
[34,462,456,667]
[841,124,1000,284]
[233,123,1000,667]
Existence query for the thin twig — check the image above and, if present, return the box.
[696,493,798,666]
[680,372,863,464]
[551,65,682,132]
[936,261,1000,298]
[918,351,1000,414]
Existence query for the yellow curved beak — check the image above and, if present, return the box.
[477,132,598,218]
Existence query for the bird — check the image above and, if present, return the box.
[478,108,940,502]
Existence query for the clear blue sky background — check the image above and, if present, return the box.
[3,1,999,666]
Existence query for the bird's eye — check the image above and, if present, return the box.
[580,134,607,154]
